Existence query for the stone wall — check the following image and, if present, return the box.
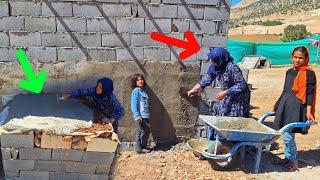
[0,0,230,141]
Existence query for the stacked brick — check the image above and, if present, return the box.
[1,132,117,180]
[0,0,230,62]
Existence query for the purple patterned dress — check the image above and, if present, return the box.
[199,62,250,117]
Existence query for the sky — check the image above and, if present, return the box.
[231,0,243,6]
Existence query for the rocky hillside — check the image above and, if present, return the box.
[231,0,320,25]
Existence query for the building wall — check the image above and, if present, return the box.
[0,0,230,141]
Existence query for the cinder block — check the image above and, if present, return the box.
[150,0,162,3]
[178,5,204,19]
[52,149,83,162]
[20,148,51,160]
[120,0,149,3]
[1,133,34,148]
[3,160,34,171]
[197,47,210,62]
[145,19,172,33]
[42,2,73,17]
[49,172,79,180]
[25,17,56,32]
[86,138,118,153]
[149,4,178,18]
[136,4,148,18]
[20,171,50,180]
[57,48,88,62]
[102,33,130,47]
[35,160,67,172]
[202,34,228,47]
[40,134,72,149]
[11,149,19,160]
[11,1,41,16]
[130,34,158,47]
[10,32,41,47]
[144,47,171,61]
[1,148,11,160]
[95,164,111,174]
[57,18,86,32]
[0,47,16,62]
[172,19,190,33]
[116,47,143,61]
[71,33,102,47]
[221,21,229,34]
[116,18,144,33]
[87,48,117,62]
[162,0,219,5]
[190,20,216,34]
[82,151,115,164]
[4,170,20,177]
[0,17,24,31]
[0,1,9,16]
[0,32,9,47]
[66,162,96,173]
[103,4,131,17]
[87,17,116,32]
[79,174,109,180]
[73,3,102,17]
[28,47,57,63]
[42,32,73,47]
[171,49,197,62]
[204,7,230,21]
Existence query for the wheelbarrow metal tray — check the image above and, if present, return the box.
[199,115,281,142]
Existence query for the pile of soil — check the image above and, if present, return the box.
[76,122,113,133]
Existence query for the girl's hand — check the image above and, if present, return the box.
[137,117,143,124]
[216,91,227,101]
[306,111,315,123]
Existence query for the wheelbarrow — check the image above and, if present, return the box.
[198,112,313,173]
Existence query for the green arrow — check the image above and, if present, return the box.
[16,49,47,94]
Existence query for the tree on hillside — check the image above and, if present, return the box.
[281,24,312,42]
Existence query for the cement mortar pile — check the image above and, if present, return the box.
[0,115,92,135]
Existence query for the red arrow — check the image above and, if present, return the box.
[150,31,200,60]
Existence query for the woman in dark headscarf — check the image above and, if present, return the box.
[63,77,124,133]
[188,47,250,117]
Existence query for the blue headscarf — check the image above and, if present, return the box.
[96,77,114,99]
[207,48,233,73]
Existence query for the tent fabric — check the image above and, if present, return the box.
[227,35,320,65]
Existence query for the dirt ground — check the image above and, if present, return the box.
[111,66,320,180]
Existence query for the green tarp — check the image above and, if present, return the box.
[227,35,320,65]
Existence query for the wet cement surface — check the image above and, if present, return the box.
[4,93,93,124]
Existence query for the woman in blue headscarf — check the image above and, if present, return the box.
[63,77,124,133]
[188,47,250,117]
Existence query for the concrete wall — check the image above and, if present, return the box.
[0,0,230,141]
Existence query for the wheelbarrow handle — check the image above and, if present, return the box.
[258,112,276,123]
[279,121,313,133]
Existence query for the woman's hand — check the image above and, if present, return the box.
[216,91,227,101]
[62,94,71,100]
[187,90,197,97]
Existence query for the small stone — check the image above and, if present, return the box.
[156,169,161,174]
[161,176,165,179]
[160,163,166,167]
[307,165,313,169]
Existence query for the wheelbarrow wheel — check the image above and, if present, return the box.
[207,141,238,171]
